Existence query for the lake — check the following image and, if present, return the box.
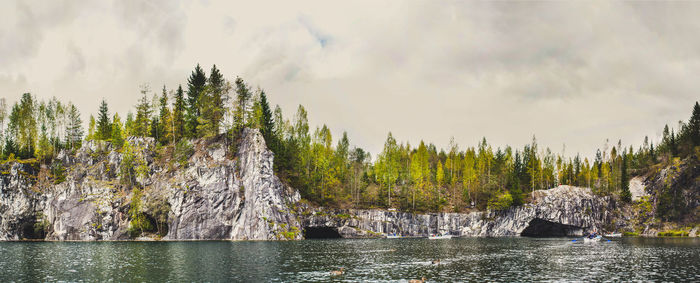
[0,237,698,282]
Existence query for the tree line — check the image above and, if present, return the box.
[1,65,698,214]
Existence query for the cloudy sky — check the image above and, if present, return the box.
[1,1,699,158]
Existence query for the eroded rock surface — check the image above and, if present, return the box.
[302,186,616,238]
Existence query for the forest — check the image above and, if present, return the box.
[1,65,699,216]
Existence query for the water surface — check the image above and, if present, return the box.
[0,237,698,282]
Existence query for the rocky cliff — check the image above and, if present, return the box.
[1,128,632,241]
[302,185,618,238]
[0,128,302,241]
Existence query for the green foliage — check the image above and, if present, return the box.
[172,85,186,143]
[96,99,111,140]
[186,64,207,138]
[51,160,66,184]
[127,188,154,238]
[487,191,514,211]
[33,212,51,238]
[134,86,152,137]
[233,77,251,135]
[174,139,193,167]
[111,113,125,149]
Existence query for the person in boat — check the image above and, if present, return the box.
[588,230,598,239]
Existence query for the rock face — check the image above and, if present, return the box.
[302,186,617,238]
[0,127,623,241]
[166,128,301,240]
[0,129,301,241]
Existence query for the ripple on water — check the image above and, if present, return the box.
[0,238,698,282]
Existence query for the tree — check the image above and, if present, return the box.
[258,90,274,146]
[186,64,207,137]
[11,93,37,158]
[96,99,111,140]
[134,86,152,137]
[153,85,172,144]
[65,103,83,150]
[620,153,631,202]
[206,64,226,135]
[436,160,445,208]
[462,148,477,207]
[376,132,400,208]
[688,102,700,147]
[233,77,251,134]
[172,85,186,143]
[111,113,125,149]
[86,115,96,141]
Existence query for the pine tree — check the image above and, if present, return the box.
[259,90,274,146]
[111,113,125,149]
[134,88,152,137]
[158,86,172,144]
[172,85,186,142]
[207,65,225,135]
[96,99,111,141]
[688,101,700,146]
[620,153,631,202]
[233,77,251,134]
[65,103,83,150]
[186,64,207,137]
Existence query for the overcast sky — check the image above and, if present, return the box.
[1,1,699,158]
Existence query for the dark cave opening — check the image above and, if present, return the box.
[304,226,342,239]
[19,219,46,240]
[520,218,583,237]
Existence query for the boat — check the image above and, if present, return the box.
[386,233,402,239]
[583,235,602,242]
[428,234,453,240]
[604,233,622,238]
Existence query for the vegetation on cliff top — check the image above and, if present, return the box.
[0,66,698,217]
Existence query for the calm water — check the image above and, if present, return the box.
[0,238,698,282]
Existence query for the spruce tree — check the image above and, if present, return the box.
[172,85,186,143]
[233,77,251,134]
[111,113,124,149]
[134,91,152,137]
[207,64,225,135]
[259,90,274,145]
[158,86,172,144]
[186,64,207,137]
[620,153,631,202]
[65,103,83,150]
[96,99,111,140]
[688,101,700,146]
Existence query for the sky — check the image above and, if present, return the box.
[1,0,699,159]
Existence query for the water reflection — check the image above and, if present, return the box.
[0,238,698,282]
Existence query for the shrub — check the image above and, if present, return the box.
[174,140,194,167]
[51,160,66,184]
[128,188,154,238]
[487,191,514,211]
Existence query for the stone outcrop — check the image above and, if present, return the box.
[302,186,617,238]
[0,129,301,241]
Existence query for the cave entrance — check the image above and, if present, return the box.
[19,218,47,240]
[304,227,342,239]
[521,218,583,237]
